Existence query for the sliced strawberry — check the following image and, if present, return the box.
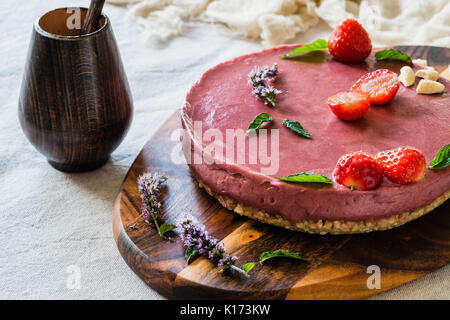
[333,152,384,191]
[327,91,371,121]
[350,69,400,104]
[328,19,372,63]
[375,146,426,184]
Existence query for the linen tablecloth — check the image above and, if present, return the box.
[0,0,448,299]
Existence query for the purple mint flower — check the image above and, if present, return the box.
[177,215,237,272]
[248,63,281,107]
[137,172,167,222]
[248,64,278,86]
[264,64,278,78]
[137,172,175,240]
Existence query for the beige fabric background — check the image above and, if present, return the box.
[0,0,448,299]
[108,0,450,47]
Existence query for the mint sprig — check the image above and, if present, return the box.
[243,262,257,274]
[260,249,305,264]
[282,119,311,138]
[247,113,274,133]
[279,172,332,184]
[374,49,412,64]
[185,246,198,263]
[149,211,175,239]
[429,144,450,169]
[248,64,281,107]
[157,223,176,238]
[178,216,253,278]
[281,39,328,58]
[138,173,175,240]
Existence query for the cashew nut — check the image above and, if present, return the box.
[415,68,440,81]
[398,66,415,87]
[416,79,444,94]
[412,59,427,67]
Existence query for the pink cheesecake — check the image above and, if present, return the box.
[181,45,450,234]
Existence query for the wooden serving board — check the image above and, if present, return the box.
[113,46,450,300]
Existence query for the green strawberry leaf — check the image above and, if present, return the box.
[260,249,305,264]
[279,172,332,184]
[185,246,198,264]
[429,144,450,169]
[374,49,412,64]
[247,113,274,133]
[281,39,329,58]
[282,119,311,138]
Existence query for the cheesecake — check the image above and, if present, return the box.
[180,45,450,234]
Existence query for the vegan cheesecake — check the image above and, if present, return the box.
[180,44,450,234]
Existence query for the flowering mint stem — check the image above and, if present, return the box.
[137,172,175,239]
[230,265,250,278]
[248,63,282,107]
[150,213,162,237]
[178,215,252,277]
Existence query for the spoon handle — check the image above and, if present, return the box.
[81,0,106,34]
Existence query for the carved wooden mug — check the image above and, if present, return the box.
[19,7,132,172]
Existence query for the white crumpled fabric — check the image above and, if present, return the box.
[108,0,450,47]
[1,0,449,300]
[317,0,450,47]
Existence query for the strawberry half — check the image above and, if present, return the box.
[333,152,384,191]
[375,146,426,184]
[350,69,400,104]
[327,91,371,121]
[328,19,372,63]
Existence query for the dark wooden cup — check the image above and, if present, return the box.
[19,7,133,172]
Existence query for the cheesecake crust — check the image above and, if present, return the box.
[196,178,450,235]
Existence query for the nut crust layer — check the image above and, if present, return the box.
[196,179,450,235]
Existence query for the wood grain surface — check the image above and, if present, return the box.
[113,46,450,300]
[19,7,132,172]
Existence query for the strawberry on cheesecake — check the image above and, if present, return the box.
[180,22,449,234]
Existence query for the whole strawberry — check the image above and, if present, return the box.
[333,152,384,191]
[375,147,426,184]
[328,19,372,63]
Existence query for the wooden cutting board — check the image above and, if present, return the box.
[112,46,450,300]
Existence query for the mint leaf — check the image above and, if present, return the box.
[429,144,450,169]
[247,113,274,133]
[158,223,176,236]
[280,172,332,184]
[375,49,412,64]
[185,246,198,263]
[260,249,305,264]
[282,119,311,138]
[243,262,257,274]
[281,39,328,58]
